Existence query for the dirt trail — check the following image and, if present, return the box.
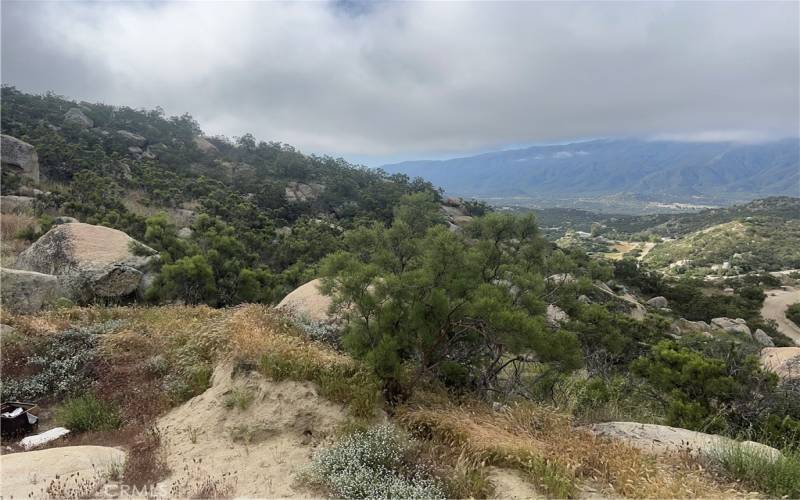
[762,286,800,345]
[637,242,655,261]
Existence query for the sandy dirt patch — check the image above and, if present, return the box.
[488,467,541,499]
[0,445,125,498]
[156,362,347,498]
[760,347,800,380]
[762,286,800,345]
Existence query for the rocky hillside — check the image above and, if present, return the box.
[0,86,463,307]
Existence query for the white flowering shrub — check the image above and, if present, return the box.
[1,320,125,401]
[292,313,341,349]
[301,424,445,499]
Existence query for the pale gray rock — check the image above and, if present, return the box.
[546,304,570,327]
[53,216,79,225]
[15,223,158,303]
[0,268,58,313]
[547,273,576,286]
[193,136,218,154]
[646,296,669,308]
[16,186,45,197]
[753,329,775,347]
[1,135,39,183]
[177,227,193,239]
[285,182,325,203]
[0,195,34,214]
[116,130,147,146]
[588,422,780,461]
[64,108,93,128]
[711,317,752,337]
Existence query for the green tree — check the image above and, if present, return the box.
[321,207,582,395]
[148,255,216,305]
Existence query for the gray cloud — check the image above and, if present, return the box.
[2,1,798,164]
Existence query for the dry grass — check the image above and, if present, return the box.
[227,304,380,418]
[0,212,35,266]
[398,399,744,498]
[122,190,195,227]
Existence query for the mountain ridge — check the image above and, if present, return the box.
[382,138,800,203]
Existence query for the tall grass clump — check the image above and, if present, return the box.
[57,394,121,432]
[229,305,380,418]
[300,424,445,499]
[712,442,800,497]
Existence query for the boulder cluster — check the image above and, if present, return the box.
[2,223,159,312]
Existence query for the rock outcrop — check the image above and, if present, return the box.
[193,136,218,154]
[440,199,473,228]
[672,318,712,335]
[0,195,34,214]
[711,317,751,336]
[753,328,775,347]
[646,296,668,308]
[116,130,146,146]
[285,182,325,203]
[277,278,335,324]
[0,267,59,313]
[15,223,158,303]
[589,421,780,461]
[63,108,93,128]
[546,304,569,327]
[760,347,800,380]
[1,135,39,182]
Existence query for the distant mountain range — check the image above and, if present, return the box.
[382,138,800,205]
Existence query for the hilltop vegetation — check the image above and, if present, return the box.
[2,87,800,498]
[1,86,440,303]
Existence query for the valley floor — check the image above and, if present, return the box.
[762,286,800,344]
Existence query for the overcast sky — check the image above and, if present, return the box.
[2,1,798,166]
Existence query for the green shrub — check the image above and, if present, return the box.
[223,387,255,410]
[57,394,121,432]
[300,423,445,499]
[712,442,800,497]
[787,303,800,326]
[0,321,124,401]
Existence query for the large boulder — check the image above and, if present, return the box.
[0,267,58,313]
[115,130,147,146]
[193,136,218,154]
[63,107,93,128]
[1,135,39,183]
[285,182,325,203]
[711,317,752,337]
[672,318,712,335]
[753,329,775,347]
[760,347,800,381]
[277,278,335,324]
[646,296,668,308]
[589,422,780,461]
[0,195,34,214]
[15,223,158,302]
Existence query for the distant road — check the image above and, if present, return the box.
[762,286,800,345]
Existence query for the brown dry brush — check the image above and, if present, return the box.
[122,426,170,489]
[398,399,744,498]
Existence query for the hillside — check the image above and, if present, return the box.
[0,86,440,303]
[383,138,800,209]
[3,88,800,499]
